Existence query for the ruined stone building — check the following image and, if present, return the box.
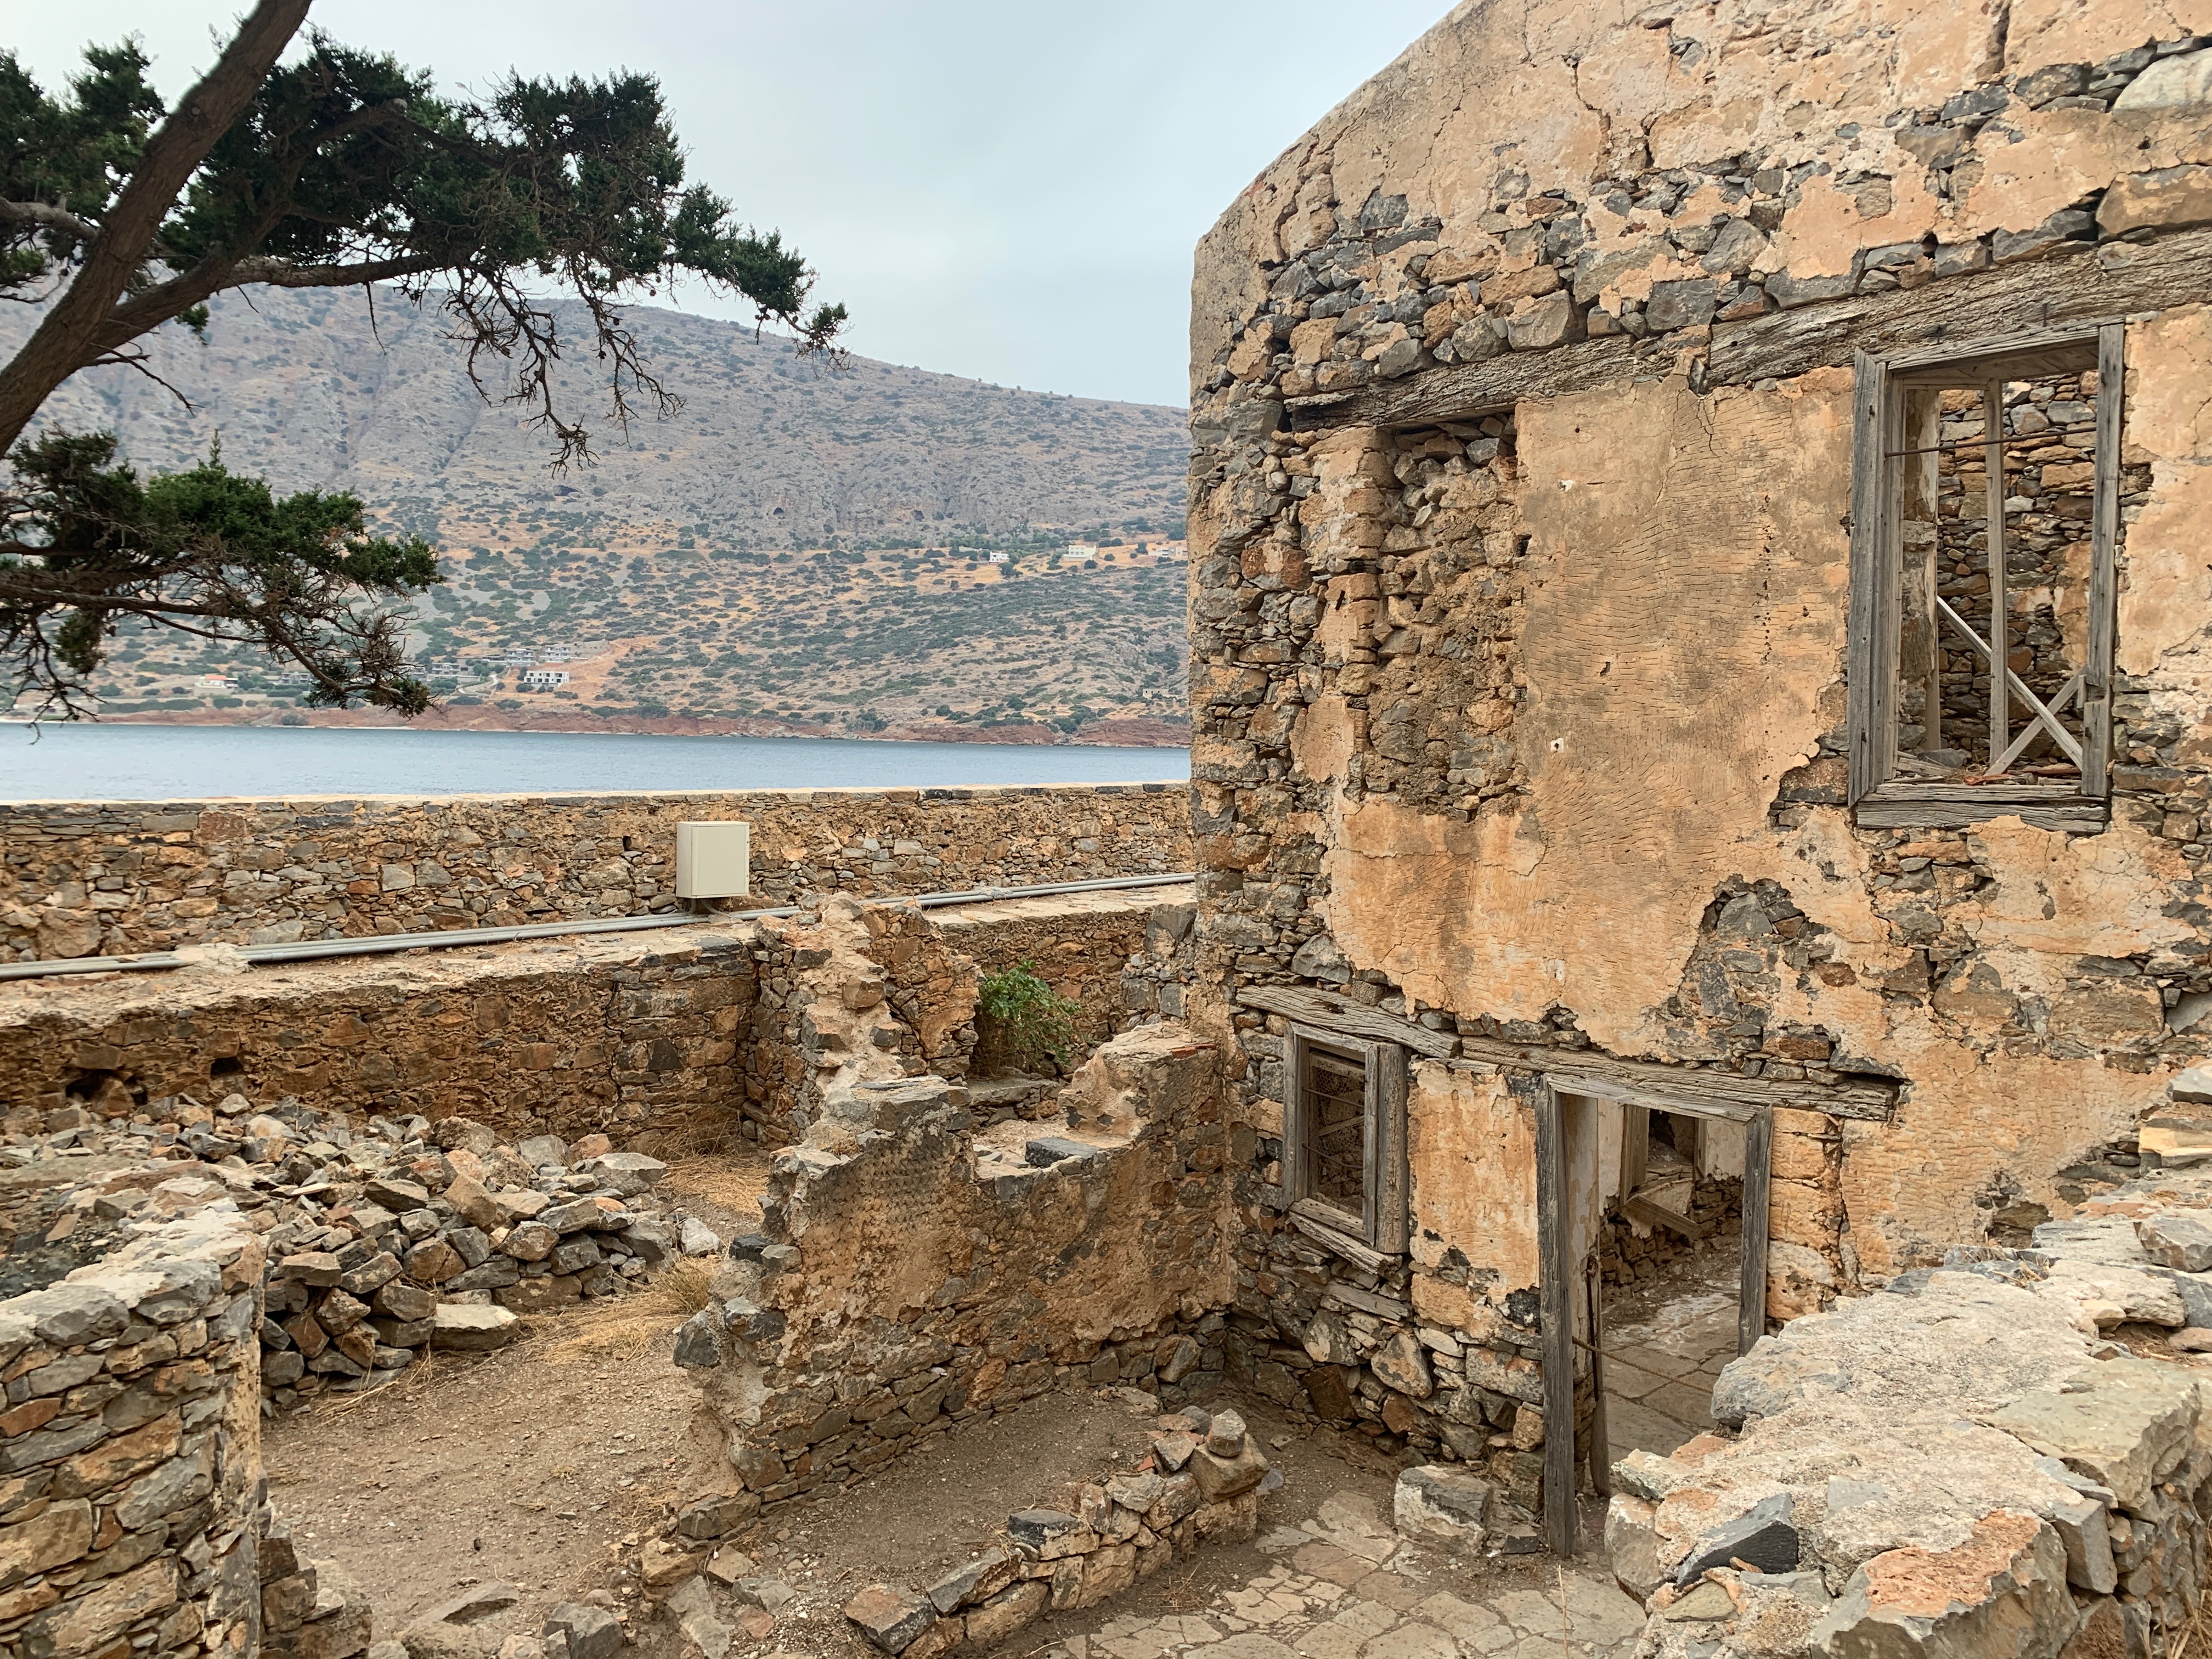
[18,5,2212,1658]
[1184,0,2212,1556]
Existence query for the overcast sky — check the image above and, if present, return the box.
[8,2,1449,409]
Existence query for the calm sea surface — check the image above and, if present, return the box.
[0,724,1191,803]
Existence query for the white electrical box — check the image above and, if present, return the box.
[675,821,751,900]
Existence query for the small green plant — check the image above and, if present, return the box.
[975,961,1081,1076]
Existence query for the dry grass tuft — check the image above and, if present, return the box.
[660,1147,777,1226]
[538,1259,717,1365]
[2170,1591,2209,1659]
[322,1347,446,1416]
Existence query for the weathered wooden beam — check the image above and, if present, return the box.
[2083,321,2124,797]
[1624,1194,1703,1240]
[1452,1035,1898,1122]
[1740,1111,1774,1357]
[1240,988,1900,1119]
[1238,985,1457,1058]
[1536,1081,1576,1558]
[1852,780,2107,832]
[1847,351,1893,803]
[1288,1200,1395,1273]
[1585,1254,1611,1499]
[1281,229,2212,432]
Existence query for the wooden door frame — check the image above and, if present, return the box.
[1535,1078,1774,1556]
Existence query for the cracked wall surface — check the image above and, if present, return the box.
[1186,0,2212,1513]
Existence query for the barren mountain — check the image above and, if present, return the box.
[7,288,1192,743]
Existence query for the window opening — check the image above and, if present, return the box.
[1847,322,2126,830]
[1279,1027,1409,1255]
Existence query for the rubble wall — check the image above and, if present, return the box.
[0,782,1190,961]
[1186,0,2212,1499]
[0,890,1188,1154]
[834,1406,1272,1656]
[676,1026,1233,1519]
[1609,1161,2212,1659]
[0,1171,345,1659]
[930,888,1194,1070]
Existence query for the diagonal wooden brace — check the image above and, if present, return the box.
[1936,595,2086,767]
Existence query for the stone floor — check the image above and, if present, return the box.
[1599,1236,1742,1462]
[1040,1489,1646,1659]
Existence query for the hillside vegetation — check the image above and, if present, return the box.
[6,289,1191,743]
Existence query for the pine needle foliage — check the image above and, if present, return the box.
[0,1,845,717]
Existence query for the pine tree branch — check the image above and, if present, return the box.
[0,201,101,242]
[0,0,311,455]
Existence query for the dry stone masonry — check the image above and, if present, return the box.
[0,1153,368,1659]
[0,882,1191,1152]
[669,1026,1229,1526]
[1607,1155,2212,1659]
[839,1405,1273,1658]
[0,784,1188,962]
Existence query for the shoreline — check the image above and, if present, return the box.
[29,708,1190,749]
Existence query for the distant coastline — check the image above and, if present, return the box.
[64,705,1192,749]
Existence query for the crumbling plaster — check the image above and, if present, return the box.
[1187,0,2212,1481]
[1193,0,2212,382]
[1293,323,2212,1274]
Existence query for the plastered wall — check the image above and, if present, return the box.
[1187,0,2212,1493]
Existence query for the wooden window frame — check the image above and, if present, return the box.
[1280,1024,1409,1256]
[1846,320,2124,832]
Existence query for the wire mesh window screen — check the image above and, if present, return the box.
[1279,1026,1409,1255]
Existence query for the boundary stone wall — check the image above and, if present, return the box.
[0,889,1199,1154]
[0,782,1190,962]
[0,1167,310,1659]
[0,926,765,1150]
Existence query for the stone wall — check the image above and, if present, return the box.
[1183,0,2212,1519]
[0,783,1190,962]
[933,888,1188,1073]
[0,925,764,1150]
[836,1407,1271,1659]
[0,886,1201,1162]
[0,1163,367,1659]
[674,1026,1232,1520]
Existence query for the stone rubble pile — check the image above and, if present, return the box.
[10,1093,723,1408]
[1606,1155,2212,1659]
[834,1406,1277,1659]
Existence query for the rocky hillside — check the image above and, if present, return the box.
[7,289,1192,743]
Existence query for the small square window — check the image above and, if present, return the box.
[1280,1026,1409,1255]
[1846,321,2124,832]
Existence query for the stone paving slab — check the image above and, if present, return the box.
[1032,1491,1644,1659]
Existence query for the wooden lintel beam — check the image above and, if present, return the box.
[1278,228,2212,433]
[1234,987,1900,1121]
[1237,985,1456,1058]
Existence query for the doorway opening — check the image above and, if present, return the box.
[1593,1108,1745,1463]
[1534,1083,1771,1554]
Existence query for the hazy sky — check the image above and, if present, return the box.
[8,2,1450,409]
